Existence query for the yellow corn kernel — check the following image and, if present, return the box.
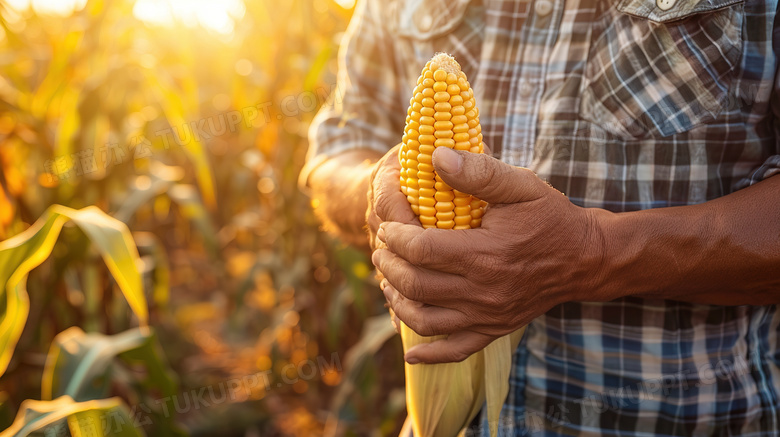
[409,74,472,263]
[400,53,485,229]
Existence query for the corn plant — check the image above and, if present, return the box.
[0,0,407,435]
[0,205,182,436]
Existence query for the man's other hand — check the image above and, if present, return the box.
[366,144,418,251]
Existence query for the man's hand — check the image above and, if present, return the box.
[365,144,419,331]
[371,147,605,364]
[366,144,418,250]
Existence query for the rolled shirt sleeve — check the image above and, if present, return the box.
[299,0,406,191]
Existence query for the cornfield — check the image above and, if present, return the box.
[0,1,405,435]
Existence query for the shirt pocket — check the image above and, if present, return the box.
[579,0,744,140]
[385,0,471,41]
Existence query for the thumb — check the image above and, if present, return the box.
[404,330,494,364]
[432,147,547,204]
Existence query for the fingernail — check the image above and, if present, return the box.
[377,226,386,242]
[434,147,462,174]
[371,250,380,266]
[405,355,420,365]
[382,285,392,300]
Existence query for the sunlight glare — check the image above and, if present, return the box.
[333,0,356,9]
[6,0,87,16]
[132,0,246,35]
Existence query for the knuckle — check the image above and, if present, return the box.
[385,198,409,223]
[449,349,470,363]
[374,191,404,223]
[407,233,434,266]
[374,193,390,220]
[367,211,381,231]
[475,153,496,179]
[396,267,422,300]
[406,313,433,336]
[480,161,506,200]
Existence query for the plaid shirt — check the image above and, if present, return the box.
[304,0,780,435]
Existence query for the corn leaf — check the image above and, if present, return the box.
[133,232,171,310]
[0,205,148,377]
[327,314,397,423]
[0,396,141,437]
[149,76,217,208]
[113,163,185,223]
[167,185,218,255]
[41,326,183,436]
[41,327,146,401]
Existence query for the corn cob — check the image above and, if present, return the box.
[397,53,525,437]
[399,53,487,230]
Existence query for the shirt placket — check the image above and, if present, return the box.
[502,0,563,168]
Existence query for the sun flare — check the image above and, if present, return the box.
[132,0,246,35]
[5,0,246,35]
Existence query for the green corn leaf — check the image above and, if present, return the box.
[327,314,397,422]
[0,396,142,437]
[148,75,217,209]
[41,327,182,436]
[167,185,218,254]
[41,327,148,401]
[133,232,171,310]
[0,205,148,377]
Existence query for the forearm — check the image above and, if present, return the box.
[308,149,381,251]
[592,176,780,306]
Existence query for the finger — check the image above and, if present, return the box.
[383,282,469,336]
[382,279,401,334]
[374,152,417,224]
[404,330,495,364]
[367,205,382,231]
[374,174,417,225]
[379,221,482,272]
[432,147,549,204]
[371,248,468,305]
[367,211,389,251]
[386,305,400,334]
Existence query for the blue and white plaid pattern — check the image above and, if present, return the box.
[305,0,780,435]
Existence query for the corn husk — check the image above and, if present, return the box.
[400,324,525,437]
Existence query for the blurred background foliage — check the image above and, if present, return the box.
[0,0,406,435]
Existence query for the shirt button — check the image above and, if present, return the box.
[535,0,553,17]
[657,0,675,10]
[519,80,533,97]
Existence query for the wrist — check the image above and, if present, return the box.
[579,207,626,302]
[309,151,378,248]
[586,204,717,302]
